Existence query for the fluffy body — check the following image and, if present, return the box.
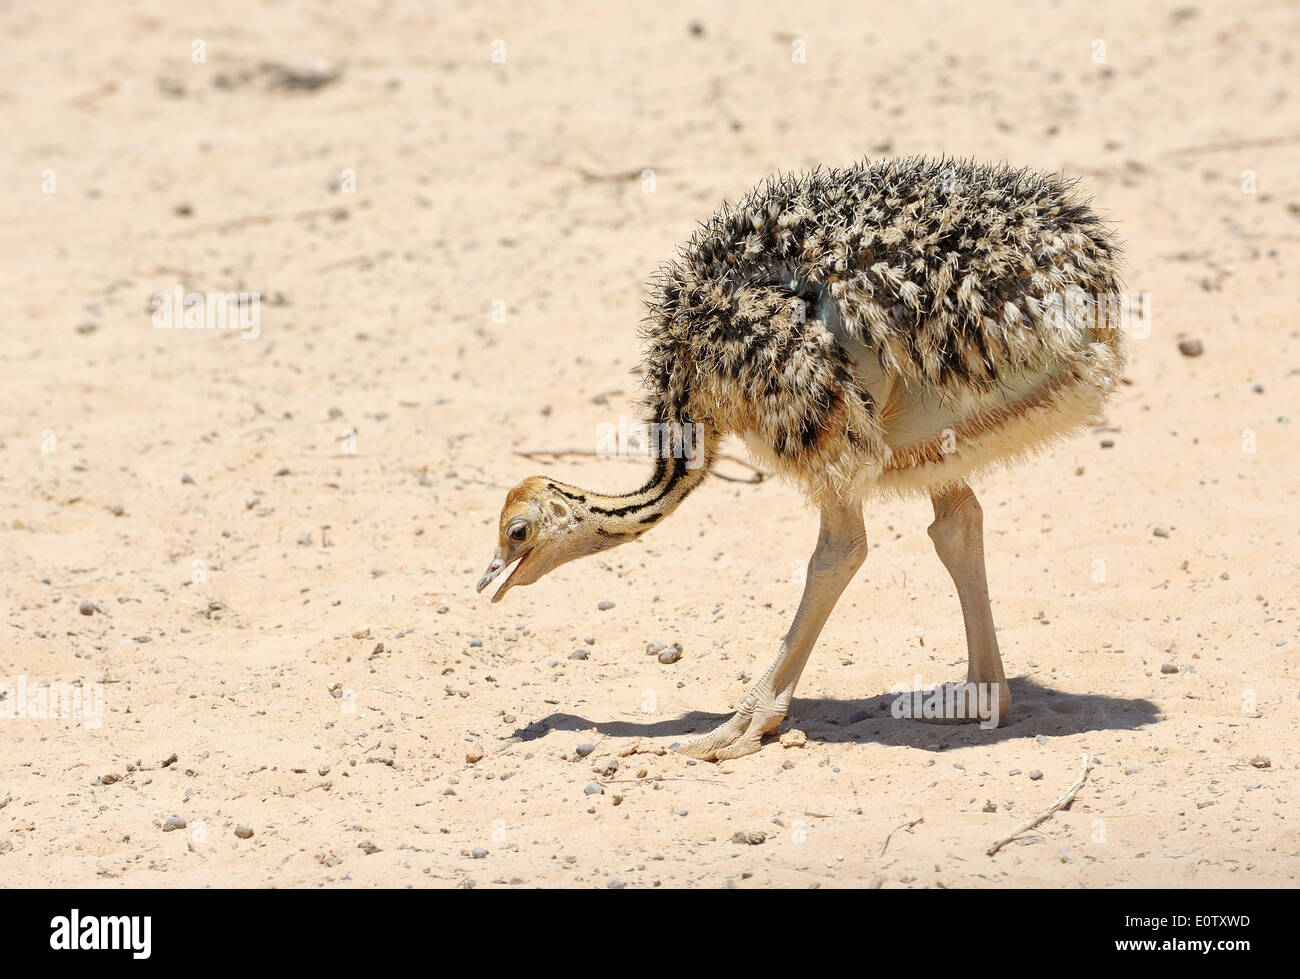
[638,156,1126,503]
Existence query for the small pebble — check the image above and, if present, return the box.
[1178,338,1203,357]
[1027,769,1044,781]
[569,649,589,660]
[273,466,290,476]
[584,782,604,796]
[849,709,869,724]
[575,743,596,758]
[465,744,485,764]
[1124,763,1141,775]
[779,729,806,749]
[1160,663,1179,674]
[731,830,766,845]
[597,601,615,611]
[162,816,187,832]
[180,473,194,485]
[1250,755,1271,769]
[607,877,625,889]
[78,600,96,616]
[657,643,683,665]
[75,322,97,334]
[234,825,254,839]
[297,532,312,546]
[1152,525,1170,538]
[470,847,488,859]
[1099,438,1114,448]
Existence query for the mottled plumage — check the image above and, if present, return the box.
[639,156,1125,502]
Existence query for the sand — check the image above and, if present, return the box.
[1,0,1297,888]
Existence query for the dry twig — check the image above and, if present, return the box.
[879,815,925,856]
[987,753,1093,856]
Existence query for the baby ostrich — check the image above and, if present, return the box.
[478,157,1124,760]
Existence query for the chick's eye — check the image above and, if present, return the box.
[508,522,529,543]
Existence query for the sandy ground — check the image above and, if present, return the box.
[1,0,1298,889]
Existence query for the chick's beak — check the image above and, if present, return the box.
[476,547,533,603]
[476,553,507,594]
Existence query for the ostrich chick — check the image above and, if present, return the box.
[477,157,1125,760]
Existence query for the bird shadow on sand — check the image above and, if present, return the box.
[509,677,1160,753]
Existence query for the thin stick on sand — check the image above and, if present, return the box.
[879,815,925,857]
[987,753,1093,857]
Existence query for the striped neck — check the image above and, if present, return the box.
[548,439,716,549]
